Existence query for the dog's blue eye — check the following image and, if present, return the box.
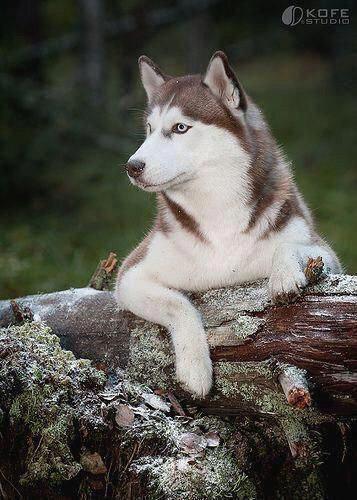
[173,123,190,134]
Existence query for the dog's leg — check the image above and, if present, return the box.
[269,242,341,304]
[116,268,212,397]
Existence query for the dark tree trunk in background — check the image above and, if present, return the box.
[186,12,213,73]
[12,0,43,81]
[331,23,356,93]
[118,6,151,97]
[77,0,105,106]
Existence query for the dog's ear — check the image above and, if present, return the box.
[203,51,247,111]
[138,55,168,101]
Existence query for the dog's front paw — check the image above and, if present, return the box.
[176,348,213,398]
[269,269,307,305]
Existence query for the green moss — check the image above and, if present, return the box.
[10,385,58,434]
[0,319,338,498]
[276,468,325,500]
[0,322,106,487]
[215,361,274,398]
[20,413,82,486]
[192,415,235,441]
[214,361,326,471]
[213,361,321,468]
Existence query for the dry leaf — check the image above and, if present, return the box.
[142,392,170,412]
[178,432,207,454]
[115,404,135,427]
[80,451,107,475]
[205,431,220,447]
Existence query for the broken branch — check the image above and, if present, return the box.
[278,365,311,409]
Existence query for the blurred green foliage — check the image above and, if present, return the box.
[0,1,356,298]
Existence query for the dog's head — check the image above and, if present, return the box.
[126,51,267,193]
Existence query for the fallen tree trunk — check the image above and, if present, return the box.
[1,274,356,416]
[0,270,356,499]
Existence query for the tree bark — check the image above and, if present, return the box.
[1,274,356,416]
[77,0,105,106]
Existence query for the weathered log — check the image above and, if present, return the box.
[1,274,356,417]
[2,321,341,499]
[1,274,356,498]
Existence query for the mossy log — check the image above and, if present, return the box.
[0,274,356,417]
[1,323,261,499]
[0,276,356,499]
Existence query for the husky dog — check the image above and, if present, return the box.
[115,51,341,397]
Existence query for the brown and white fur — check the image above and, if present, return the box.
[115,51,341,398]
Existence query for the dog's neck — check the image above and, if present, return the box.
[163,156,253,236]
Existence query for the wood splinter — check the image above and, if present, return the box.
[88,252,118,291]
[279,367,312,409]
[304,256,324,284]
[10,299,34,324]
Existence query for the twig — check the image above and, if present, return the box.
[167,392,187,417]
[286,438,309,459]
[118,442,139,479]
[28,435,44,465]
[338,422,349,463]
[0,468,23,499]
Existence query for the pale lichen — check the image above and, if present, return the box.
[193,279,269,327]
[133,447,257,500]
[0,311,345,498]
[2,323,257,497]
[127,324,174,387]
[124,400,185,449]
[230,315,265,340]
[213,361,327,471]
[276,362,310,399]
[310,274,357,295]
[275,467,325,500]
[276,363,308,383]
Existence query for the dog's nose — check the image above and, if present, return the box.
[126,160,145,179]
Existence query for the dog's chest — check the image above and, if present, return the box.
[147,226,275,291]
